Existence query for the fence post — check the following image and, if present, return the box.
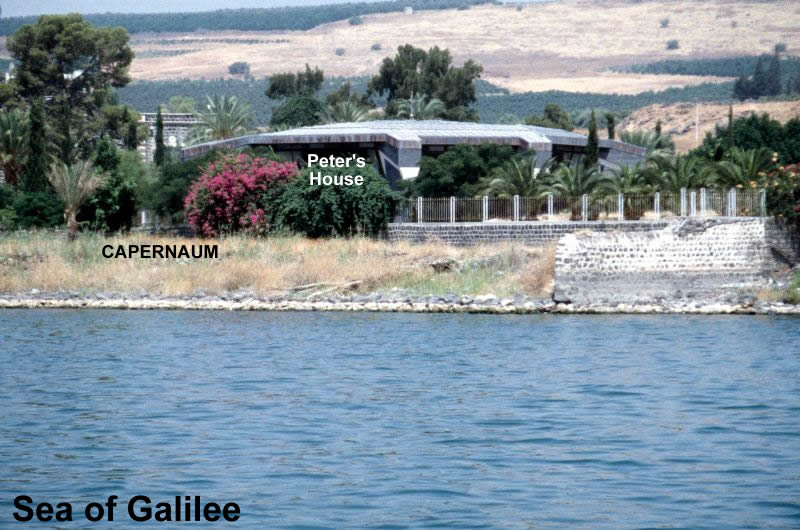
[482,195,488,222]
[730,188,737,217]
[581,194,588,222]
[700,188,707,217]
[618,193,624,221]
[547,194,554,220]
[680,187,687,216]
[760,189,767,217]
[689,191,697,216]
[512,195,519,222]
[449,196,456,223]
[417,197,423,223]
[654,192,660,220]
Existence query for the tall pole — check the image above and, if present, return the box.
[695,98,700,148]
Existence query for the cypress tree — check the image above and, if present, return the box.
[752,56,766,97]
[126,121,138,151]
[584,110,599,170]
[605,112,615,140]
[766,53,782,96]
[24,98,48,192]
[726,104,735,149]
[154,107,165,166]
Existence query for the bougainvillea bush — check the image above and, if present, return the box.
[184,153,298,236]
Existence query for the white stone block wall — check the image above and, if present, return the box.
[553,218,779,304]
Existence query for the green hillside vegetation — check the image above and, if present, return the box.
[477,82,734,123]
[116,77,508,124]
[117,78,733,125]
[0,0,494,36]
[621,55,800,79]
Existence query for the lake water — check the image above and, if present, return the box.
[1,310,799,528]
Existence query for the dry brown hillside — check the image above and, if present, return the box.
[125,0,800,94]
[620,101,800,153]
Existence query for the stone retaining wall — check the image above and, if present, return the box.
[387,221,670,246]
[553,218,783,305]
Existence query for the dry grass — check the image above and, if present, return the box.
[122,0,799,93]
[0,232,555,298]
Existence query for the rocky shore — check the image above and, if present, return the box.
[1,289,798,315]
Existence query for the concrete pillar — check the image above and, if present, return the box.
[581,194,588,221]
[689,191,697,217]
[513,195,519,222]
[654,192,660,220]
[547,194,554,220]
[680,188,687,216]
[482,196,488,222]
[618,193,624,221]
[700,188,707,217]
[450,196,455,223]
[417,197,423,223]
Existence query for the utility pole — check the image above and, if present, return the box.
[695,98,700,147]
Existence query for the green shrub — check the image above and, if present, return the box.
[666,40,679,50]
[275,164,398,237]
[335,48,346,56]
[371,42,382,51]
[79,138,138,233]
[12,192,64,228]
[660,17,669,28]
[270,95,325,128]
[149,149,222,223]
[348,16,363,25]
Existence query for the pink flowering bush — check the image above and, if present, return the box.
[184,153,298,237]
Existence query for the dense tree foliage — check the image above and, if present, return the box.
[266,65,324,100]
[0,0,494,36]
[526,103,574,130]
[623,55,800,79]
[270,96,325,128]
[275,164,398,237]
[7,14,135,156]
[692,113,800,164]
[368,44,482,120]
[478,82,734,123]
[145,149,222,223]
[407,144,516,197]
[733,54,784,100]
[79,137,138,232]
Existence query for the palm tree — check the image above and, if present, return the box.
[47,160,107,240]
[323,100,370,123]
[481,156,556,197]
[645,154,711,194]
[596,164,650,196]
[396,93,445,120]
[710,147,773,188]
[596,164,652,219]
[619,129,674,156]
[541,162,601,197]
[0,109,29,187]
[188,95,251,145]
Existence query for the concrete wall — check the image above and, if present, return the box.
[387,221,670,246]
[553,218,782,304]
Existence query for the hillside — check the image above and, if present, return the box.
[620,100,800,153]
[119,0,800,94]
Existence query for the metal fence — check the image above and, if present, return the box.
[395,188,767,223]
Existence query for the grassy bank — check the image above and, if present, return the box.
[0,232,554,298]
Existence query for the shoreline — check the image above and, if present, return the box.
[2,293,798,315]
